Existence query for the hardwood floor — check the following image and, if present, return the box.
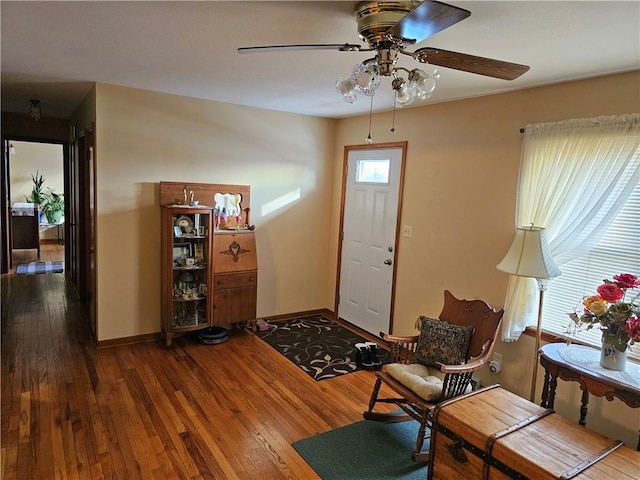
[1,245,394,479]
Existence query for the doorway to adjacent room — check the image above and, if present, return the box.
[7,140,65,270]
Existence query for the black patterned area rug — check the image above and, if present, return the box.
[255,315,388,381]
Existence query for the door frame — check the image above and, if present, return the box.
[334,141,407,334]
[76,124,97,337]
[1,136,71,273]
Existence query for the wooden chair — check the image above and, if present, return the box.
[363,290,504,462]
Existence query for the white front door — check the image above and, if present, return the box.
[338,145,405,335]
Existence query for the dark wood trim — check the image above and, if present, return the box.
[1,140,10,273]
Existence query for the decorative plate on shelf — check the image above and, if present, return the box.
[175,215,194,233]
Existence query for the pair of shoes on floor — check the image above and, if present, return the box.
[355,342,382,370]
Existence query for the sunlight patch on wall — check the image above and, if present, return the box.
[262,188,301,217]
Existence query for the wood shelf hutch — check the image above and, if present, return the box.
[160,182,257,347]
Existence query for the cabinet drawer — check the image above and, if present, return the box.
[214,272,257,289]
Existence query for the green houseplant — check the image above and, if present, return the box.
[25,171,47,205]
[41,190,64,224]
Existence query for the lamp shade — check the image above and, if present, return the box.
[496,226,561,279]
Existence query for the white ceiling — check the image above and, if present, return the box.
[1,1,639,120]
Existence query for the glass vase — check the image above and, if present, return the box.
[599,335,628,371]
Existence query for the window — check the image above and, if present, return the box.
[542,166,640,360]
[501,114,640,343]
[355,159,390,184]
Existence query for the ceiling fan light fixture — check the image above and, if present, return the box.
[29,99,42,121]
[336,60,439,108]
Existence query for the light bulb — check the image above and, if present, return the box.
[408,68,439,101]
[356,70,374,89]
[351,61,380,96]
[394,82,415,107]
[335,77,357,103]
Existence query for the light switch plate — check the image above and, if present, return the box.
[402,226,413,238]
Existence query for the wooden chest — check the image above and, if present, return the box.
[428,385,640,480]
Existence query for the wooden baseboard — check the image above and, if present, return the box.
[96,308,336,348]
[97,332,161,349]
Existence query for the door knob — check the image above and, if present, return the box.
[384,259,392,265]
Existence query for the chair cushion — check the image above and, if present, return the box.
[383,363,446,401]
[414,317,475,367]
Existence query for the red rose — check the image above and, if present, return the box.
[596,283,624,303]
[626,318,640,342]
[613,273,640,289]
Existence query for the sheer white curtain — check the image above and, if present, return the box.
[502,113,640,341]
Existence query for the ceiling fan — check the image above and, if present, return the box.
[238,1,529,107]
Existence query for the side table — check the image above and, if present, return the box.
[539,342,640,450]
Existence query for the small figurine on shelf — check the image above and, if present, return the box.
[244,207,255,231]
[220,207,227,229]
[214,206,220,231]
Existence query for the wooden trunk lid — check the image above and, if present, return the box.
[430,385,640,479]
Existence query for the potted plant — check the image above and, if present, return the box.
[41,190,64,224]
[24,171,46,205]
[568,273,640,371]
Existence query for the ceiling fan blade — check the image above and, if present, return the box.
[414,47,530,80]
[238,44,362,54]
[387,1,470,45]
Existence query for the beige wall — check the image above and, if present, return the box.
[9,141,64,240]
[9,141,64,205]
[90,71,639,446]
[332,70,640,446]
[71,84,96,133]
[93,83,337,341]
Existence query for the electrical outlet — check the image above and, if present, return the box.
[488,352,503,374]
[402,225,413,238]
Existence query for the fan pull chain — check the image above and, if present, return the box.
[365,95,374,144]
[391,92,397,133]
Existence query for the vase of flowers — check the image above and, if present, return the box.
[568,273,640,371]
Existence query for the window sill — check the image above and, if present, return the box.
[523,326,568,344]
[524,326,640,362]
